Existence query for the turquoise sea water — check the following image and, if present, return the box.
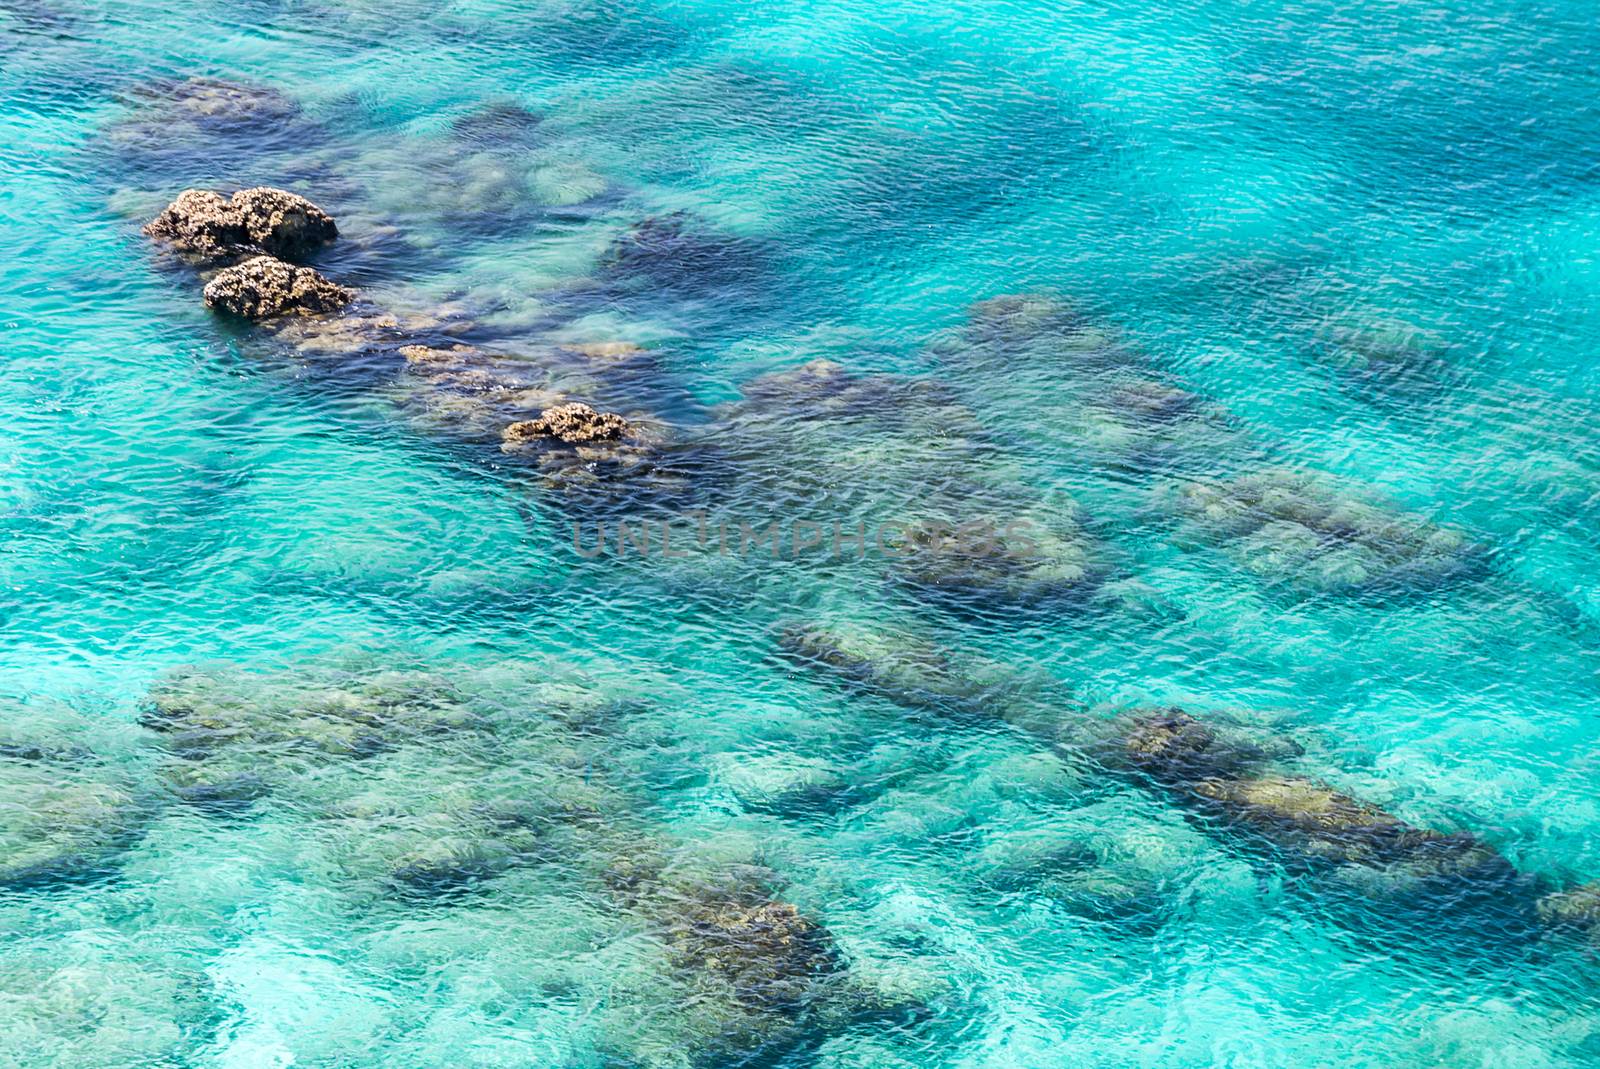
[5,0,1600,1065]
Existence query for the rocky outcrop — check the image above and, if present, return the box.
[503,402,629,445]
[201,255,354,319]
[144,186,338,265]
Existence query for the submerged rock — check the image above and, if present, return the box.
[775,622,985,715]
[0,955,214,1067]
[602,211,769,292]
[620,873,845,1065]
[964,292,1086,345]
[202,255,354,319]
[1314,316,1458,399]
[0,769,149,887]
[1100,377,1205,426]
[450,98,544,146]
[0,706,153,887]
[318,785,551,896]
[1184,774,1517,889]
[1113,708,1282,785]
[718,754,853,818]
[503,402,629,445]
[120,76,301,131]
[1536,882,1600,944]
[662,885,840,1009]
[1167,468,1481,597]
[144,186,338,265]
[143,665,482,806]
[951,292,1130,368]
[890,510,1106,607]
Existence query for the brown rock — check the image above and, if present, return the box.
[144,186,337,265]
[503,403,629,445]
[202,255,354,320]
[142,189,251,262]
[229,187,338,260]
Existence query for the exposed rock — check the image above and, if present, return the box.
[229,186,339,259]
[503,402,629,445]
[202,255,354,319]
[144,186,338,265]
[142,190,251,263]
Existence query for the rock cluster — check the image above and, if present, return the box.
[144,186,338,264]
[201,254,354,319]
[503,402,630,445]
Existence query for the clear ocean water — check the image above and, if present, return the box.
[4,0,1600,1065]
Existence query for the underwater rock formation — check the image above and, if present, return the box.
[133,656,927,1066]
[0,764,150,887]
[1166,468,1482,597]
[779,622,1546,928]
[139,179,688,498]
[142,665,483,807]
[0,707,154,887]
[104,76,332,194]
[144,186,338,265]
[1111,708,1287,785]
[119,76,302,132]
[0,954,214,1066]
[201,255,355,319]
[975,833,1175,930]
[935,295,1245,481]
[1312,315,1459,400]
[1536,882,1600,945]
[709,358,1115,612]
[953,292,1132,369]
[889,510,1107,607]
[601,211,771,296]
[775,622,1009,719]
[717,753,854,818]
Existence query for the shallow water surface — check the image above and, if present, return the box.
[4,1,1600,1066]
